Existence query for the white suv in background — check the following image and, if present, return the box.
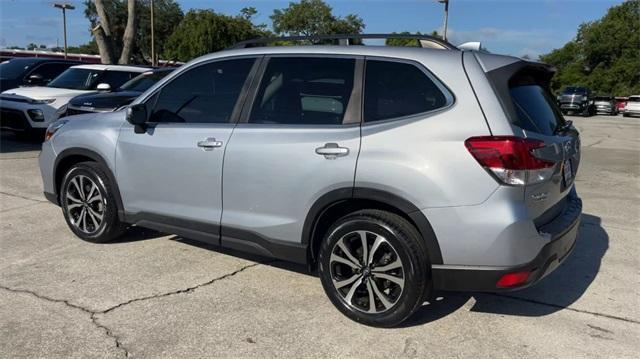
[0,64,151,138]
[623,95,640,117]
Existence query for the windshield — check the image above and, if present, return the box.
[0,58,39,79]
[119,70,170,92]
[595,96,612,101]
[47,68,103,90]
[562,87,587,95]
[628,97,640,102]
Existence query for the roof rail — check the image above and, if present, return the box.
[229,33,459,51]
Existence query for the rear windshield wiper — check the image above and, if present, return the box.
[555,120,573,134]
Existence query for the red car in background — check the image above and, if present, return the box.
[615,97,628,113]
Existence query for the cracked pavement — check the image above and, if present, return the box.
[1,115,639,358]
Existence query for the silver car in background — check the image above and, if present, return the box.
[594,95,618,115]
[38,34,582,327]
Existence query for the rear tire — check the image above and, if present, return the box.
[318,210,431,327]
[60,162,126,243]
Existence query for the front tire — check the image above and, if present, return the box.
[318,210,431,327]
[60,162,126,243]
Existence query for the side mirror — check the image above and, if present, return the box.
[96,83,111,91]
[26,74,44,85]
[126,104,148,133]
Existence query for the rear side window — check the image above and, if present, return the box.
[150,58,254,123]
[510,84,565,135]
[364,60,449,123]
[249,57,355,125]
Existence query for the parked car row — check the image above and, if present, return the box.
[0,57,175,139]
[556,85,639,118]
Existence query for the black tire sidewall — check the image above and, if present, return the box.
[318,215,427,327]
[60,163,120,243]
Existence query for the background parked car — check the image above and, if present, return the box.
[557,86,595,116]
[0,64,151,139]
[615,97,628,113]
[63,68,174,117]
[0,57,81,92]
[623,96,640,117]
[594,95,617,115]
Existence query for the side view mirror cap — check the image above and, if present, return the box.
[126,103,148,132]
[26,74,44,85]
[96,83,111,91]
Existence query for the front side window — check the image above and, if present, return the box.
[120,70,171,92]
[29,63,72,82]
[47,68,103,90]
[99,71,140,89]
[364,60,449,123]
[149,58,255,123]
[249,57,356,125]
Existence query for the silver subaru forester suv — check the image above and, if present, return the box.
[39,35,582,327]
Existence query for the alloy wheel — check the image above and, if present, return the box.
[65,174,105,235]
[329,230,405,314]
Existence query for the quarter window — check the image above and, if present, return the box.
[364,60,448,122]
[150,58,255,123]
[249,57,356,125]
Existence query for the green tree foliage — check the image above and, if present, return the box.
[385,31,441,47]
[163,10,266,62]
[540,0,639,96]
[84,0,183,62]
[270,0,364,36]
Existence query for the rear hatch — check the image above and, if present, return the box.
[471,53,581,224]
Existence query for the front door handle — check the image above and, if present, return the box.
[315,143,349,159]
[197,137,223,151]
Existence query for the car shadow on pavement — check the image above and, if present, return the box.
[0,132,42,153]
[403,213,608,327]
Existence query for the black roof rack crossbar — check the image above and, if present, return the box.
[230,33,459,50]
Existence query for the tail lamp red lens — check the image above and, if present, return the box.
[465,136,556,186]
[496,271,531,288]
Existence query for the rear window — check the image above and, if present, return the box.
[510,84,566,136]
[628,97,640,102]
[364,60,449,122]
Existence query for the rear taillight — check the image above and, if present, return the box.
[496,271,531,288]
[465,136,556,186]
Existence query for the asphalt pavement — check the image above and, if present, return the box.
[1,115,638,358]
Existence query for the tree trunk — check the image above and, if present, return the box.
[93,0,116,64]
[118,0,138,64]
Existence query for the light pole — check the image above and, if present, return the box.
[54,3,75,59]
[150,0,156,66]
[437,0,449,42]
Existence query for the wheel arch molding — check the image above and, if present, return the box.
[53,148,125,221]
[303,187,444,267]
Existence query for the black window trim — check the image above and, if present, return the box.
[361,56,455,126]
[139,55,263,125]
[237,54,364,127]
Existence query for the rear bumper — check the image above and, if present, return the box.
[432,192,582,292]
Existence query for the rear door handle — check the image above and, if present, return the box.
[197,137,223,151]
[315,143,349,159]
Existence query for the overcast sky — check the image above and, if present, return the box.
[0,0,624,58]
